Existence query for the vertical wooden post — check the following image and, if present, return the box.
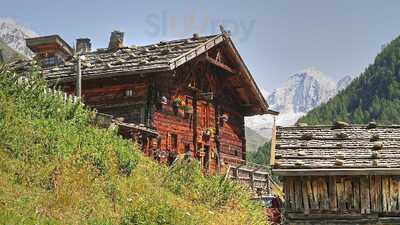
[76,56,82,97]
[270,116,277,165]
[249,171,254,190]
[214,99,221,174]
[192,92,198,155]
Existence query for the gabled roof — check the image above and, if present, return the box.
[11,31,273,115]
[272,123,400,176]
[41,34,224,81]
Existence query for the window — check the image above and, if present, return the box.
[184,144,191,160]
[171,134,178,150]
[42,56,57,66]
[125,89,133,97]
[100,105,144,124]
[184,144,191,152]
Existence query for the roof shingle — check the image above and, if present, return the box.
[274,124,400,170]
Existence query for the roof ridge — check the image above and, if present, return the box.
[89,34,221,55]
[279,124,400,129]
[167,34,224,70]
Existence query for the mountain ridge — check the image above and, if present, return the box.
[0,18,37,58]
[246,68,352,137]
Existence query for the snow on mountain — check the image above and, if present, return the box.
[0,18,38,57]
[246,68,353,138]
[267,67,337,114]
[336,75,353,91]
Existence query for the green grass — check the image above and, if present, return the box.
[0,64,268,225]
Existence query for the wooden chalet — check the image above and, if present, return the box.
[14,27,277,174]
[271,122,400,224]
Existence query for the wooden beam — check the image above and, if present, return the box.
[273,168,400,176]
[270,118,277,166]
[203,56,237,75]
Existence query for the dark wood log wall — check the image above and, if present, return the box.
[219,108,245,166]
[61,50,247,174]
[149,58,247,173]
[81,78,148,124]
[152,104,194,155]
[284,176,400,224]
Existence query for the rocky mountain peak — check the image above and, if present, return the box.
[267,67,337,114]
[246,68,353,138]
[0,18,38,57]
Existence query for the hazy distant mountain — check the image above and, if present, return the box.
[245,127,267,152]
[336,75,353,91]
[0,38,23,62]
[246,68,353,137]
[0,18,37,58]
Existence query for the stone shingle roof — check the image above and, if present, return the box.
[12,34,224,82]
[10,32,272,116]
[273,123,400,170]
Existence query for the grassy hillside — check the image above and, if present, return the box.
[0,64,267,225]
[299,35,400,125]
[0,39,24,62]
[245,127,267,153]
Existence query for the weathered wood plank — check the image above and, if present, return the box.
[294,179,303,210]
[398,177,400,212]
[353,177,360,211]
[329,176,337,211]
[288,177,295,210]
[382,176,390,213]
[344,178,353,210]
[312,179,320,209]
[320,177,329,210]
[302,178,310,215]
[390,177,398,212]
[284,177,290,204]
[370,176,377,212]
[360,176,370,214]
[307,178,318,209]
[375,175,382,213]
[337,178,345,211]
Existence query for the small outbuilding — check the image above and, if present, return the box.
[271,122,400,224]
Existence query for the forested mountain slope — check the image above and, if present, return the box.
[299,36,400,125]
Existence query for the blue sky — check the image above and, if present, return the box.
[2,0,400,92]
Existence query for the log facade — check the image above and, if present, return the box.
[272,124,400,224]
[17,29,275,174]
[283,175,400,224]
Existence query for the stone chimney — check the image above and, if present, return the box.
[76,38,91,53]
[108,31,124,50]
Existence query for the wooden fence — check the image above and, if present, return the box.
[226,164,282,197]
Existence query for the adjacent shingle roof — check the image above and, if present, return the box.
[273,124,400,171]
[18,34,224,82]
